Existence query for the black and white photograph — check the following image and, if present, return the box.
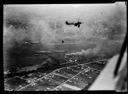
[3,2,127,91]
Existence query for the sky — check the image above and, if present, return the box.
[3,3,127,70]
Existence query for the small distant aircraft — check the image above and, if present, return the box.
[65,20,83,28]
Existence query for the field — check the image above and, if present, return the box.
[4,53,108,91]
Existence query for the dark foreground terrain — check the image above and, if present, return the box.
[4,53,108,91]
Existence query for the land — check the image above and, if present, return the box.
[4,52,108,91]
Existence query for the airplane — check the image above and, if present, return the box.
[65,20,83,28]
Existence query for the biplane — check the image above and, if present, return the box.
[65,20,83,28]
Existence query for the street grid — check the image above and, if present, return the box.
[16,59,107,91]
